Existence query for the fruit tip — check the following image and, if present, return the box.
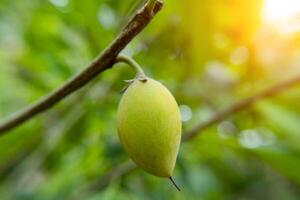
[169,177,181,191]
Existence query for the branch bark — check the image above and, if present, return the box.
[0,0,163,135]
[92,75,300,192]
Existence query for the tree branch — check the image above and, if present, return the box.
[0,0,163,135]
[182,76,300,141]
[91,75,300,192]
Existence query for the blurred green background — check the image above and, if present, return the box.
[1,0,300,199]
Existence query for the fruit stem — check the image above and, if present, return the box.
[116,55,147,80]
[169,177,181,191]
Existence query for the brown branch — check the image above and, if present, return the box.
[91,75,300,193]
[182,76,300,141]
[0,0,163,135]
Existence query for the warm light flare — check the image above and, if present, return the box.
[262,0,300,22]
[262,0,300,33]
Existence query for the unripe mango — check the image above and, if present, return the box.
[117,78,181,177]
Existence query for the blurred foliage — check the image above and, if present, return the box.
[1,0,300,199]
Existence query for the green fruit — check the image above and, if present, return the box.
[117,78,181,177]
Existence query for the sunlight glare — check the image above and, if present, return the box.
[262,0,300,22]
[262,0,300,33]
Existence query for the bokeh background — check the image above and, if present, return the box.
[1,0,300,199]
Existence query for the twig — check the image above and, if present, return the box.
[91,75,300,193]
[0,0,163,135]
[182,76,300,141]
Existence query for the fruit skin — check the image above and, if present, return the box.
[117,78,181,177]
